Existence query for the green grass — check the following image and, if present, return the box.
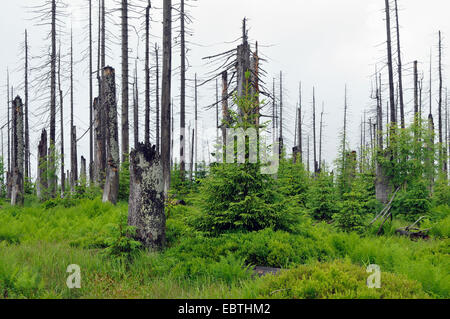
[0,197,448,299]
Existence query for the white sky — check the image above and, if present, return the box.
[1,0,449,178]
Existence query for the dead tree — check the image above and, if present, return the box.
[161,0,172,195]
[144,1,151,145]
[102,67,120,205]
[155,43,160,153]
[179,0,186,179]
[313,87,318,173]
[438,31,446,173]
[385,0,397,133]
[394,0,405,129]
[121,0,130,162]
[414,61,419,131]
[128,143,166,251]
[49,0,58,198]
[319,103,324,171]
[24,30,30,181]
[7,69,10,177]
[342,86,347,175]
[298,82,303,162]
[89,0,94,182]
[80,156,87,184]
[11,97,24,206]
[133,61,139,148]
[37,129,48,201]
[58,44,65,196]
[236,18,250,102]
[194,74,198,174]
[70,31,78,190]
[279,72,284,158]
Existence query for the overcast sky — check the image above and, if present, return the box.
[1,0,449,177]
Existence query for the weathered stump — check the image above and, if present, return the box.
[80,156,87,184]
[128,143,166,251]
[11,97,24,206]
[70,126,78,191]
[102,66,119,205]
[36,129,48,201]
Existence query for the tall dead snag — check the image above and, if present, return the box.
[89,0,94,182]
[313,87,318,173]
[128,143,166,251]
[438,31,446,173]
[121,0,130,163]
[161,0,172,195]
[24,30,30,181]
[385,0,397,133]
[194,74,198,174]
[155,44,160,153]
[179,0,186,179]
[133,62,139,148]
[298,82,303,162]
[279,72,284,159]
[58,45,65,196]
[49,0,57,198]
[37,129,48,201]
[144,1,151,145]
[319,104,324,171]
[394,0,405,129]
[102,67,120,205]
[80,156,87,184]
[11,97,24,206]
[236,18,250,105]
[94,95,106,187]
[70,32,78,190]
[221,71,229,160]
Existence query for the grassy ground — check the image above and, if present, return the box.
[0,195,448,299]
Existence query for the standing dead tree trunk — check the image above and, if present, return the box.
[145,1,151,145]
[11,97,24,206]
[70,31,78,190]
[49,0,57,198]
[298,82,303,163]
[24,30,30,181]
[161,0,172,195]
[313,87,318,173]
[37,129,48,201]
[102,67,120,205]
[128,143,166,251]
[133,61,139,148]
[221,71,229,161]
[88,0,94,183]
[179,0,186,179]
[155,44,160,153]
[438,31,446,173]
[385,0,397,134]
[394,0,405,129]
[319,104,324,171]
[80,156,87,184]
[279,72,284,159]
[58,45,65,196]
[121,0,130,163]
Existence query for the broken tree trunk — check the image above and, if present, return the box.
[128,143,166,250]
[37,129,48,201]
[102,67,120,205]
[80,155,87,184]
[11,96,24,206]
[71,126,78,190]
[94,97,106,187]
[221,71,229,161]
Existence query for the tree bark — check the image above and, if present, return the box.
[180,0,186,179]
[121,0,130,162]
[58,45,65,197]
[71,31,78,190]
[11,97,24,206]
[128,143,165,251]
[221,71,229,161]
[385,0,396,132]
[161,0,172,195]
[37,129,48,201]
[24,30,30,181]
[102,67,120,205]
[145,1,151,145]
[89,0,94,183]
[80,156,87,184]
[49,0,57,198]
[155,44,160,153]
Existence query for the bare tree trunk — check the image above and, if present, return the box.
[155,44,160,153]
[216,79,219,144]
[121,0,130,162]
[71,31,78,190]
[438,31,446,173]
[145,1,151,145]
[37,129,48,201]
[128,143,165,250]
[49,0,57,198]
[279,72,284,159]
[89,0,94,183]
[236,18,250,102]
[385,0,396,133]
[24,30,30,181]
[394,0,405,129]
[319,104,324,171]
[342,86,347,174]
[189,128,194,182]
[179,0,186,179]
[80,156,87,184]
[133,61,139,148]
[58,45,65,197]
[298,82,303,162]
[313,87,317,173]
[102,67,120,204]
[11,97,24,206]
[307,135,310,173]
[194,74,198,175]
[414,61,419,130]
[221,71,229,157]
[7,69,10,174]
[161,0,172,195]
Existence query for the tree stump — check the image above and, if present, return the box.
[128,143,166,251]
[102,66,119,205]
[11,96,24,206]
[36,129,48,201]
[80,156,87,184]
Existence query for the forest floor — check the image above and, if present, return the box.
[0,194,448,299]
